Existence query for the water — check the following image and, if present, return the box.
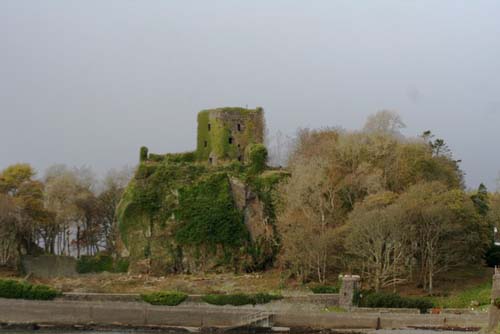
[0,331,481,334]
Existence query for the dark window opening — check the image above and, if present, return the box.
[237,123,241,131]
[228,137,233,144]
[237,144,241,148]
[208,123,211,131]
[209,157,213,164]
[238,156,242,162]
[204,140,208,148]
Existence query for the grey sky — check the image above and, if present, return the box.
[1,1,499,189]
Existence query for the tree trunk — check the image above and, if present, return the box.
[76,226,80,258]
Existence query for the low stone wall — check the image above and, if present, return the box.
[21,255,77,278]
[273,311,488,330]
[0,299,254,327]
[61,293,340,312]
[0,298,488,330]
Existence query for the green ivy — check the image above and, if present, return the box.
[77,254,130,274]
[175,173,248,253]
[246,144,268,174]
[202,293,282,306]
[310,284,340,294]
[0,279,61,300]
[140,146,149,162]
[196,107,264,163]
[117,140,287,273]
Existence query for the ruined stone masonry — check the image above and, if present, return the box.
[196,107,264,165]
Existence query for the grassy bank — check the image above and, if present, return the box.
[427,282,491,309]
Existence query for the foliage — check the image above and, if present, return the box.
[202,293,282,306]
[471,183,489,216]
[77,253,129,273]
[175,173,248,253]
[114,258,130,273]
[345,192,407,292]
[310,285,339,294]
[148,152,197,163]
[486,246,500,267]
[77,254,113,273]
[246,144,268,174]
[140,146,149,162]
[346,182,488,293]
[141,291,188,306]
[359,291,434,313]
[0,279,61,300]
[0,164,51,259]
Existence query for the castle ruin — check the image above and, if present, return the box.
[196,107,264,165]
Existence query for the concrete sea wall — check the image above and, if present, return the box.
[0,298,488,330]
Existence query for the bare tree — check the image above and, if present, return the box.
[363,110,406,136]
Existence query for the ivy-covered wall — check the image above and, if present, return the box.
[196,107,264,164]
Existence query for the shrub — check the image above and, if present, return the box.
[141,291,187,306]
[77,254,129,274]
[246,144,268,174]
[485,245,500,267]
[310,285,339,294]
[0,279,61,300]
[77,254,113,273]
[114,258,130,273]
[140,146,149,162]
[359,291,434,313]
[148,153,165,162]
[202,293,282,306]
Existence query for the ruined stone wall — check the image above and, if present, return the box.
[196,107,264,164]
[21,255,77,278]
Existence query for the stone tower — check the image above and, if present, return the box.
[196,107,264,165]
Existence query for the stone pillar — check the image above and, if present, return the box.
[339,274,361,309]
[487,269,500,332]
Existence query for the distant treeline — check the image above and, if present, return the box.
[0,164,132,265]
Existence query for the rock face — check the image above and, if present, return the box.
[229,177,273,242]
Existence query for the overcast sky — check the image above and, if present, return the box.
[1,1,499,189]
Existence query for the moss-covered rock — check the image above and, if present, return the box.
[117,160,287,274]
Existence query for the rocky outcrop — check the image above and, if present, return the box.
[229,177,273,243]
